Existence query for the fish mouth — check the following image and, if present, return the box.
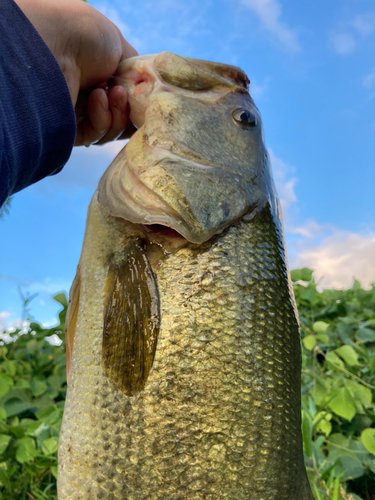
[98,52,271,244]
[145,224,184,238]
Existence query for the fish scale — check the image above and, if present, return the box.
[58,197,312,499]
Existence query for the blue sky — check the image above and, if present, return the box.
[1,0,375,329]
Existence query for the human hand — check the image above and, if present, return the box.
[14,0,138,146]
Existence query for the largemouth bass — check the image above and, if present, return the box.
[58,52,313,500]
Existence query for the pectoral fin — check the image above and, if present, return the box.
[65,267,81,383]
[102,240,160,396]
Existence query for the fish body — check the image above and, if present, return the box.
[58,53,313,500]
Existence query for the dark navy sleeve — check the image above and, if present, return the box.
[0,0,76,207]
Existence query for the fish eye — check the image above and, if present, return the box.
[232,108,257,128]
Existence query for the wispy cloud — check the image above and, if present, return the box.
[330,11,375,55]
[241,0,300,52]
[292,230,375,290]
[269,150,298,224]
[250,77,271,100]
[363,69,375,89]
[35,140,127,194]
[94,4,141,50]
[351,13,375,37]
[268,151,375,290]
[0,311,11,331]
[330,33,356,55]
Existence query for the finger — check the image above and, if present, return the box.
[121,37,139,60]
[94,86,130,145]
[75,88,111,146]
[117,122,138,140]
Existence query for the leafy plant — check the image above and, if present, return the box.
[0,294,67,500]
[294,268,375,500]
[1,272,375,499]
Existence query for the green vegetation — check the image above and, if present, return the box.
[0,270,374,499]
[0,294,66,500]
[294,269,375,500]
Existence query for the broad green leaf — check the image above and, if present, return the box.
[316,333,329,343]
[346,381,372,409]
[328,433,350,447]
[300,286,319,304]
[335,345,359,366]
[41,436,59,456]
[30,380,47,397]
[3,401,34,418]
[302,335,316,351]
[33,394,55,411]
[312,384,327,406]
[337,455,365,481]
[35,406,62,425]
[14,379,29,389]
[1,360,17,377]
[27,422,49,439]
[368,457,375,474]
[53,292,68,307]
[313,321,329,334]
[352,279,362,291]
[47,375,64,391]
[327,433,352,462]
[313,411,332,437]
[326,351,344,368]
[328,388,356,421]
[0,408,6,420]
[356,327,375,343]
[0,435,11,454]
[361,428,375,455]
[0,373,13,398]
[0,346,8,358]
[9,423,24,439]
[15,437,37,464]
[290,268,313,282]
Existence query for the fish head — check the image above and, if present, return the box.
[98,52,276,243]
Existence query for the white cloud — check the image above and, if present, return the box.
[292,230,375,290]
[23,278,72,296]
[363,70,375,89]
[267,151,375,290]
[269,149,298,224]
[351,13,375,37]
[241,0,300,52]
[94,4,131,36]
[330,33,356,54]
[36,140,127,194]
[250,77,271,100]
[330,11,375,55]
[93,4,141,49]
[0,311,11,331]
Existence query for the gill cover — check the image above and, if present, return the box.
[98,52,274,243]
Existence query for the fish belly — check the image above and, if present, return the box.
[58,200,313,500]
